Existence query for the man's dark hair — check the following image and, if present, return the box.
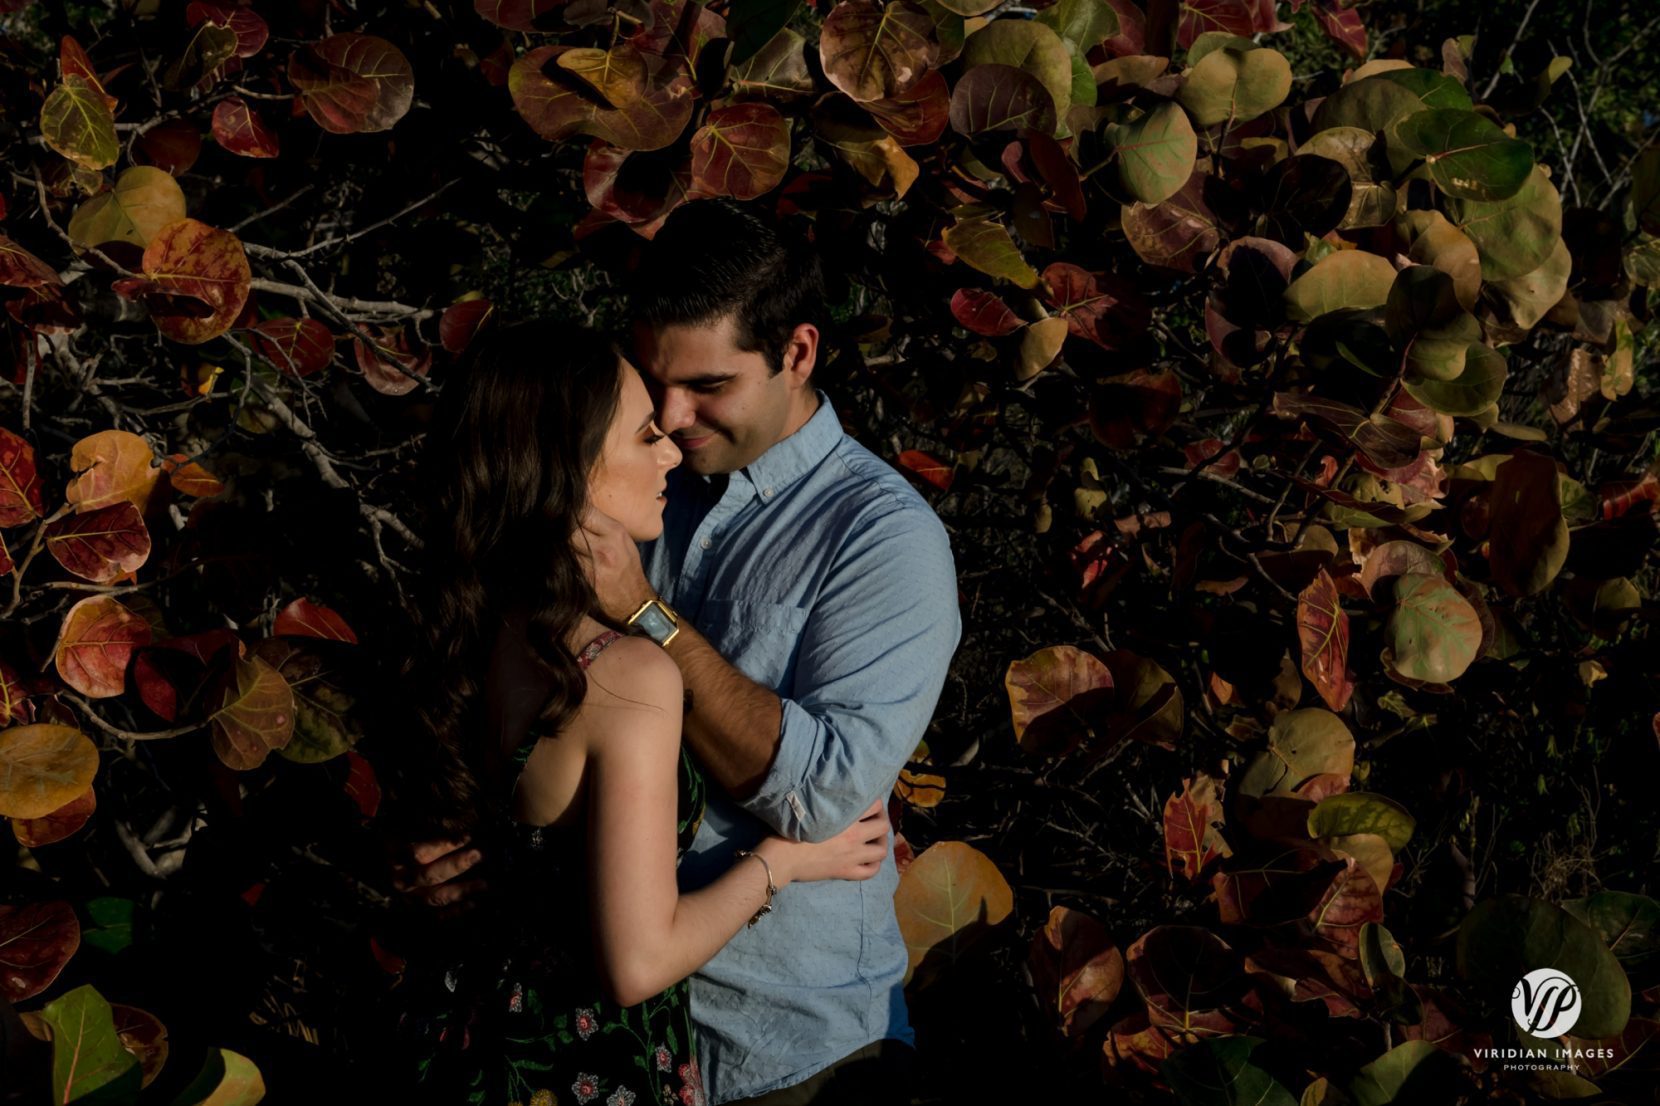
[629,199,828,375]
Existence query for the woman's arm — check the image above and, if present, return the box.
[577,638,885,1007]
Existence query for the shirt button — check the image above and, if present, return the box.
[762,487,773,498]
[700,537,712,550]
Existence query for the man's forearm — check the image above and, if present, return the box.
[664,621,782,797]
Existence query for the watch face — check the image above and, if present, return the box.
[633,604,675,642]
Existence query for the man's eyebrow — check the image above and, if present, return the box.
[678,372,738,386]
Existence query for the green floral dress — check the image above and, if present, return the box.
[404,631,708,1106]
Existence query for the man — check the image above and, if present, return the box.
[404,200,960,1105]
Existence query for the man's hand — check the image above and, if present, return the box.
[391,837,487,913]
[577,507,656,622]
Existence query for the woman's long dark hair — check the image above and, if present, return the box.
[394,319,624,840]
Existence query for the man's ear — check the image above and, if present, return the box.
[781,322,819,386]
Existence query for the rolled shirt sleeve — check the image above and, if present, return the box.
[742,505,960,842]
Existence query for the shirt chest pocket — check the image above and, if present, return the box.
[693,599,808,693]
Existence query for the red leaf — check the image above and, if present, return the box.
[54,595,152,698]
[1601,466,1660,520]
[275,597,359,644]
[1177,0,1289,49]
[344,751,381,819]
[186,2,269,57]
[1297,568,1355,712]
[45,501,151,584]
[289,34,414,135]
[1312,1,1368,60]
[1029,905,1125,1038]
[211,97,280,158]
[134,119,203,175]
[0,426,46,526]
[250,316,333,376]
[12,785,96,847]
[1163,773,1227,883]
[896,450,954,493]
[0,900,80,1003]
[352,327,431,396]
[1041,262,1150,350]
[127,219,252,345]
[949,289,1021,337]
[867,70,951,147]
[0,235,61,291]
[439,299,494,355]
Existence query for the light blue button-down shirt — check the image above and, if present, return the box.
[642,393,960,1103]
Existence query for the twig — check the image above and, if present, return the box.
[67,693,205,742]
[1481,0,1544,100]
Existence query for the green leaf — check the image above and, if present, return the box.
[1346,1040,1461,1106]
[962,18,1074,123]
[1385,573,1482,682]
[1402,342,1507,416]
[68,167,188,250]
[1489,238,1570,328]
[1177,46,1292,127]
[1390,108,1534,201]
[170,1048,265,1106]
[1373,68,1473,110]
[1310,75,1430,134]
[1309,792,1416,852]
[1284,251,1398,323]
[1238,709,1354,799]
[1103,101,1197,205]
[41,985,142,1105]
[1162,1036,1298,1106]
[1562,891,1660,986]
[1444,166,1562,281]
[82,896,135,955]
[1458,895,1632,1040]
[942,218,1039,288]
[1035,0,1119,57]
[729,0,802,64]
[40,75,119,171]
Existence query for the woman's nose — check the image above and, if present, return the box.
[660,436,682,469]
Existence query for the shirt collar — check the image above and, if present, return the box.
[737,390,842,500]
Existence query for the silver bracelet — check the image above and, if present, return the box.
[734,849,777,927]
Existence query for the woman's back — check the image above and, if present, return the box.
[403,621,708,1106]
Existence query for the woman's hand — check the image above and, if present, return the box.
[760,799,890,885]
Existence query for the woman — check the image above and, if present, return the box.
[393,320,888,1106]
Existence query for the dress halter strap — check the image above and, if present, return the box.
[575,630,625,670]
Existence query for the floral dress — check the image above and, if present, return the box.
[402,631,708,1106]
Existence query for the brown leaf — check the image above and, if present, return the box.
[819,0,936,104]
[1004,645,1115,756]
[0,426,46,526]
[210,655,295,770]
[689,102,791,201]
[289,34,414,134]
[1029,905,1125,1038]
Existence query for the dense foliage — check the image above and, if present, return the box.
[1,0,1657,1103]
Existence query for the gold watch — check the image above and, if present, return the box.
[626,596,680,646]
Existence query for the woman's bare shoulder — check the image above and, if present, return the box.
[580,634,682,718]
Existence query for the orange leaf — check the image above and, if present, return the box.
[1162,773,1227,883]
[12,784,95,847]
[894,840,1012,988]
[45,501,150,584]
[66,429,159,514]
[0,723,99,819]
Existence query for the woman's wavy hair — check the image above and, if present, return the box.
[393,318,624,840]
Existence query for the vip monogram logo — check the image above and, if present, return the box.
[1511,969,1583,1039]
